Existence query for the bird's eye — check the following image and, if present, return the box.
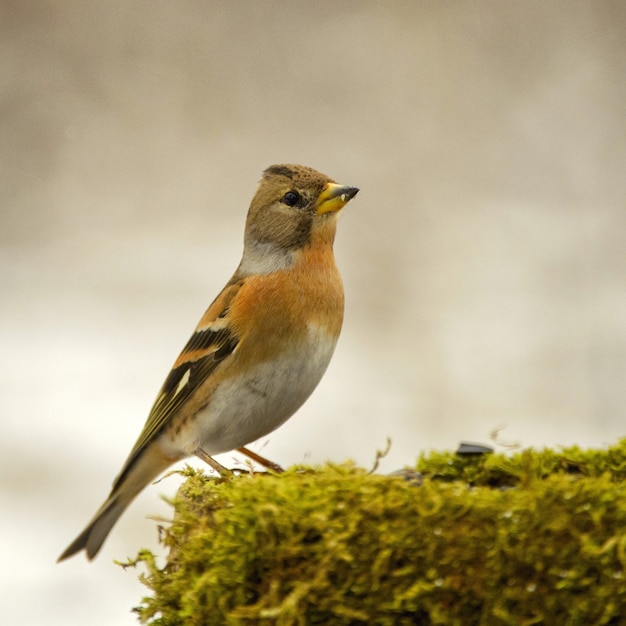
[282,191,300,207]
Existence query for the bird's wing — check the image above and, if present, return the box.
[111,279,243,491]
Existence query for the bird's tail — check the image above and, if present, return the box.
[57,444,175,562]
[57,495,126,561]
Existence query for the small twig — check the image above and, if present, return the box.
[489,425,520,450]
[368,437,392,474]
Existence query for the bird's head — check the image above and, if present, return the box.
[240,164,358,275]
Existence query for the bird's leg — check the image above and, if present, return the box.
[237,447,284,473]
[195,448,232,477]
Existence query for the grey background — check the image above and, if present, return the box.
[2,2,625,625]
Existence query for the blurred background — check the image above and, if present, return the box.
[1,1,625,624]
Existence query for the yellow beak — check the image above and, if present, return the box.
[316,183,359,215]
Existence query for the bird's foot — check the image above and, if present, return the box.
[237,446,284,473]
[195,448,233,478]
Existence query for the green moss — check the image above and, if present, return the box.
[128,440,626,625]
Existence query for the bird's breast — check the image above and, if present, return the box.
[233,249,344,357]
[162,245,345,458]
[184,322,340,455]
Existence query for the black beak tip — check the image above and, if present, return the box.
[344,186,359,201]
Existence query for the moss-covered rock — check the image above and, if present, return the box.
[129,439,626,625]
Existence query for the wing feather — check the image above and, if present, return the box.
[111,279,243,491]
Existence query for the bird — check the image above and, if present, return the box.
[58,164,359,561]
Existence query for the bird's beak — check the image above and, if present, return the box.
[316,183,359,215]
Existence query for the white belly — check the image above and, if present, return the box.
[174,324,338,456]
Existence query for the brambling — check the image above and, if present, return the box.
[58,164,358,561]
